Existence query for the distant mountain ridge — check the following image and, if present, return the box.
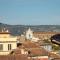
[0,23,60,36]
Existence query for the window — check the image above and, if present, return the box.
[8,44,11,50]
[29,34,31,38]
[29,34,32,39]
[0,44,3,51]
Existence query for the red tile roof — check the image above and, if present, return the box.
[27,48,48,56]
[0,54,32,60]
[22,41,40,48]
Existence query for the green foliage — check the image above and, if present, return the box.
[44,39,51,43]
[52,44,60,51]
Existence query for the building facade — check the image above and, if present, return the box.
[25,28,39,42]
[33,32,59,40]
[25,28,33,40]
[0,29,17,55]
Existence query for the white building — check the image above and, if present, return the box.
[0,29,17,55]
[25,28,33,40]
[25,28,39,42]
[41,43,52,52]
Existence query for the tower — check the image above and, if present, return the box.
[25,28,33,40]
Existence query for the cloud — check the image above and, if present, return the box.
[0,16,8,20]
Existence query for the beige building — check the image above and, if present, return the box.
[0,29,17,55]
[17,34,26,43]
[33,32,59,40]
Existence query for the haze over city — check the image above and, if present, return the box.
[0,0,60,25]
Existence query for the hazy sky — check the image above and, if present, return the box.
[0,0,60,25]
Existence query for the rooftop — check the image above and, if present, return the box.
[33,31,60,34]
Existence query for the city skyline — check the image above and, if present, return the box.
[0,0,60,25]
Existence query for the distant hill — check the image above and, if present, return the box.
[0,23,60,36]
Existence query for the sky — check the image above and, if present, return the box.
[0,0,60,25]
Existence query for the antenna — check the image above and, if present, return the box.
[6,29,9,32]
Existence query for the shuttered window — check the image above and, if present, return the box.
[8,44,11,50]
[0,44,3,51]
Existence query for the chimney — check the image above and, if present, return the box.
[21,49,25,54]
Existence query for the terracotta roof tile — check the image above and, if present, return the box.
[0,54,32,60]
[22,41,40,48]
[27,48,48,56]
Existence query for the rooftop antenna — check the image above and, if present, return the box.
[2,27,5,32]
[4,28,5,31]
[6,29,9,32]
[2,29,3,32]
